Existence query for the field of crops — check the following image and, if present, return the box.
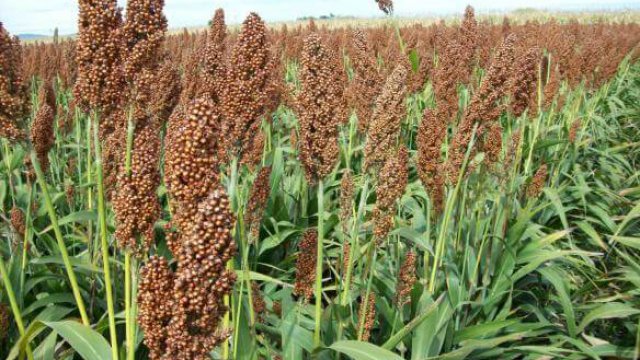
[1,0,640,359]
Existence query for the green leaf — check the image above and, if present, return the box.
[611,236,640,251]
[329,340,403,360]
[408,49,420,73]
[576,221,607,250]
[38,210,97,235]
[259,229,299,255]
[543,188,570,231]
[613,201,640,237]
[235,270,293,288]
[44,320,112,360]
[383,294,443,350]
[434,332,527,360]
[577,303,640,333]
[33,331,57,360]
[538,267,577,337]
[453,319,520,343]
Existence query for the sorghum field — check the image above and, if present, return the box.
[1,0,640,359]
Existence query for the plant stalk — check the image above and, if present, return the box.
[92,113,119,360]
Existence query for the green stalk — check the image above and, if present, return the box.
[314,179,325,347]
[32,152,90,325]
[358,249,378,341]
[340,177,368,306]
[223,157,239,359]
[20,186,34,305]
[0,256,34,360]
[91,115,119,360]
[2,141,16,203]
[428,126,477,293]
[125,252,134,360]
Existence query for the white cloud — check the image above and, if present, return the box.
[0,0,636,35]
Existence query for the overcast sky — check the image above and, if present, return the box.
[0,0,637,35]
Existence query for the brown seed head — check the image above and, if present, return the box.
[363,64,407,172]
[416,108,446,213]
[149,60,181,126]
[293,229,318,301]
[222,12,275,160]
[0,22,27,141]
[396,250,417,306]
[446,34,516,182]
[112,118,161,255]
[527,163,548,199]
[569,118,581,143]
[137,255,174,359]
[30,98,55,172]
[202,8,227,103]
[347,29,383,133]
[165,188,237,359]
[10,206,25,237]
[508,47,540,118]
[122,0,167,81]
[74,0,124,112]
[164,98,224,254]
[245,166,272,241]
[339,170,354,229]
[295,33,346,183]
[359,293,376,342]
[373,147,408,240]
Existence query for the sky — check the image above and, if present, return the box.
[0,0,638,35]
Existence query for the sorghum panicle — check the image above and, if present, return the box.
[373,147,408,240]
[569,118,581,143]
[74,0,123,113]
[396,250,417,306]
[0,22,27,141]
[149,59,181,125]
[295,33,346,183]
[241,130,265,169]
[459,5,479,82]
[446,34,516,181]
[342,242,351,277]
[37,78,56,110]
[137,256,174,359]
[527,164,548,198]
[347,29,383,133]
[202,8,227,103]
[31,85,56,171]
[165,189,237,359]
[164,98,224,254]
[122,0,167,81]
[508,47,540,118]
[359,293,376,341]
[10,206,25,237]
[222,12,274,161]
[363,65,408,172]
[112,118,161,254]
[416,108,447,213]
[340,170,354,230]
[293,229,318,301]
[252,282,267,319]
[245,166,272,241]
